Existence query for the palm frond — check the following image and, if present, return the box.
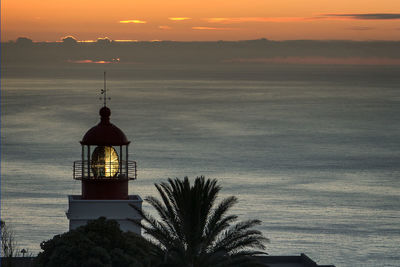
[128,204,174,248]
[212,220,268,254]
[205,196,238,244]
[154,184,182,234]
[145,196,178,239]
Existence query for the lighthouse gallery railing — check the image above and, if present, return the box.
[73,160,137,180]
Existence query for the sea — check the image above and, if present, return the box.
[1,63,400,266]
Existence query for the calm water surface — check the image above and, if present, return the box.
[1,65,400,266]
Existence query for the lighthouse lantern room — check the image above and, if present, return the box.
[74,106,136,200]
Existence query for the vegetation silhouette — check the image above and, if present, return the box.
[34,177,267,266]
[130,176,268,267]
[35,217,161,267]
[1,220,20,267]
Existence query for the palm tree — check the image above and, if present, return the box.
[130,176,268,267]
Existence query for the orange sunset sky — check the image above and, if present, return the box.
[2,0,400,42]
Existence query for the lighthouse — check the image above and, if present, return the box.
[66,77,142,234]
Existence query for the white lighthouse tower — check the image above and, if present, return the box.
[66,86,142,234]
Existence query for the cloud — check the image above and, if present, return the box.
[205,17,313,24]
[114,39,138,42]
[205,13,400,24]
[67,58,120,64]
[347,26,373,31]
[119,20,147,24]
[169,17,191,21]
[61,35,77,42]
[192,26,219,30]
[96,37,111,44]
[323,13,400,20]
[224,57,400,65]
[192,26,236,30]
[60,36,78,45]
[159,25,172,30]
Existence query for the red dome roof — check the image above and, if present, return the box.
[81,107,130,146]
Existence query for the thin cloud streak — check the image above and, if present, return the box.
[205,17,312,24]
[159,25,172,30]
[119,20,147,24]
[67,58,120,64]
[225,57,400,65]
[323,13,400,20]
[192,26,235,30]
[347,26,373,31]
[192,27,218,30]
[114,39,138,42]
[205,13,400,24]
[169,17,191,21]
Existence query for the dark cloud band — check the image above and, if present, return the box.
[324,13,400,20]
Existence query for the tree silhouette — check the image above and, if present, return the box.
[35,217,161,267]
[1,220,20,267]
[130,176,268,267]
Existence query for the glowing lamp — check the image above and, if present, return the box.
[91,146,119,177]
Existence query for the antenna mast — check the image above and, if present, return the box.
[100,71,111,107]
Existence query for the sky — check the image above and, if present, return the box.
[2,0,400,42]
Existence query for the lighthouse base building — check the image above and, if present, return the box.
[66,105,142,234]
[66,195,142,233]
